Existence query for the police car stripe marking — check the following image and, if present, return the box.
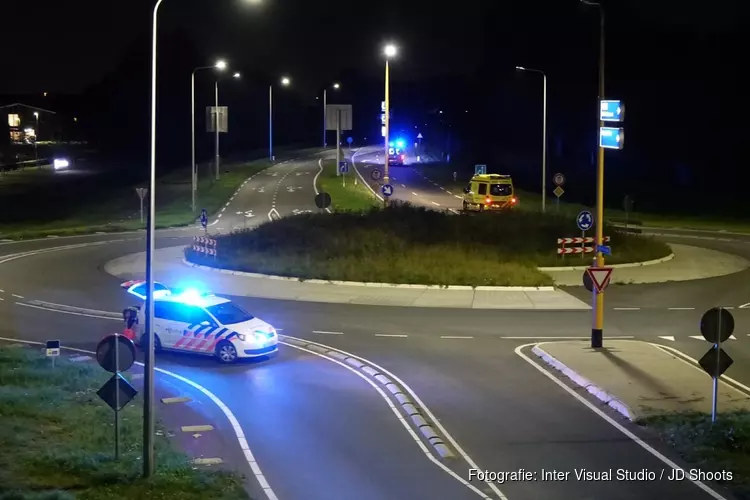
[194,327,220,351]
[205,329,232,353]
[225,332,237,341]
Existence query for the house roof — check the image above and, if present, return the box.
[0,103,56,114]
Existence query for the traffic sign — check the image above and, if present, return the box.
[96,334,136,373]
[97,373,137,412]
[600,127,625,150]
[582,271,594,292]
[417,133,423,139]
[381,184,394,197]
[585,267,613,293]
[553,173,565,186]
[347,137,353,145]
[553,186,564,198]
[596,245,612,256]
[577,210,594,231]
[45,339,60,357]
[600,100,625,122]
[699,347,733,379]
[339,161,349,174]
[315,192,332,209]
[700,307,735,344]
[371,169,382,181]
[474,164,487,175]
[135,188,148,200]
[200,208,208,228]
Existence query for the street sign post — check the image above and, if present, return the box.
[596,245,611,256]
[136,188,148,224]
[577,210,594,258]
[381,184,394,197]
[553,186,564,211]
[45,339,60,368]
[599,127,625,150]
[474,164,487,175]
[315,192,332,210]
[96,333,137,460]
[698,307,736,422]
[417,132,423,147]
[553,173,565,186]
[339,161,349,187]
[600,100,625,122]
[371,169,382,181]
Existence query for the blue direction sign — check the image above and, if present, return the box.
[600,100,625,122]
[474,164,487,175]
[347,137,353,145]
[597,245,612,256]
[577,210,594,231]
[600,127,625,150]
[339,161,349,174]
[381,184,394,197]
[200,208,208,228]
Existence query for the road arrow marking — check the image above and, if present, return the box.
[689,335,704,340]
[658,336,675,341]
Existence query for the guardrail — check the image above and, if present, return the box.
[192,236,217,256]
[607,217,643,234]
[557,236,610,257]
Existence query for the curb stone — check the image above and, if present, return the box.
[531,344,634,420]
[537,252,675,272]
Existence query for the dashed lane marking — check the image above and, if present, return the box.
[11,294,23,299]
[431,201,441,207]
[440,335,474,339]
[412,192,419,196]
[312,330,344,335]
[374,334,408,338]
[668,307,695,310]
[614,307,640,311]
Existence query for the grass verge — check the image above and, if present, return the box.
[410,162,750,234]
[0,148,322,240]
[0,345,249,500]
[639,411,749,498]
[186,202,670,287]
[316,158,380,212]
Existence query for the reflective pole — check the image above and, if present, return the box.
[268,85,273,161]
[144,0,164,478]
[383,59,390,207]
[323,89,327,147]
[214,80,220,180]
[191,70,196,212]
[591,3,606,348]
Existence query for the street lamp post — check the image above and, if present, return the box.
[516,66,547,213]
[581,0,606,349]
[192,60,226,211]
[383,44,397,205]
[323,82,340,148]
[269,76,290,162]
[214,72,240,181]
[33,112,39,161]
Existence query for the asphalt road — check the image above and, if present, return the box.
[0,149,743,499]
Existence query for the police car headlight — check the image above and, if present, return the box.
[236,333,246,342]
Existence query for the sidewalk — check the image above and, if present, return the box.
[543,243,749,286]
[532,340,750,420]
[105,246,591,310]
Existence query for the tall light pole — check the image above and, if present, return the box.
[192,60,226,212]
[383,43,397,205]
[581,0,606,349]
[148,0,260,479]
[215,72,240,181]
[323,82,340,147]
[516,66,547,213]
[33,112,39,161]
[269,76,290,161]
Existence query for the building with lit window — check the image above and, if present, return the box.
[1,103,57,145]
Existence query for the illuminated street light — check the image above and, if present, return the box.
[281,76,291,86]
[233,72,241,78]
[323,82,342,147]
[382,43,398,203]
[384,44,397,58]
[515,65,548,214]
[215,60,227,70]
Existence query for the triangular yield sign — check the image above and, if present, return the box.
[586,267,613,293]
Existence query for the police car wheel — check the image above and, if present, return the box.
[216,341,238,364]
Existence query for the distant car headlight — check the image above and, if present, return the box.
[53,158,69,170]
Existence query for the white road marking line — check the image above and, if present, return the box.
[516,343,728,500]
[668,307,695,310]
[182,425,214,432]
[0,289,4,292]
[0,336,278,500]
[440,335,474,339]
[431,201,440,207]
[446,191,452,195]
[613,307,640,311]
[412,192,419,196]
[448,209,459,215]
[161,396,191,404]
[217,213,222,218]
[739,303,750,309]
[283,335,503,499]
[658,335,675,341]
[16,302,122,321]
[0,298,4,301]
[454,195,462,199]
[689,335,704,340]
[11,294,23,299]
[401,184,406,188]
[312,330,344,335]
[500,335,634,340]
[374,334,408,338]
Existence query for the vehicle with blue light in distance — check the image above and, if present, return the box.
[388,138,407,166]
[121,280,278,364]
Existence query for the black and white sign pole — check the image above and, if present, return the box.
[114,333,120,460]
[145,0,163,478]
[712,313,722,422]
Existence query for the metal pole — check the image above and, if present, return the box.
[140,197,144,224]
[214,80,220,181]
[323,89,327,147]
[269,85,273,161]
[191,70,196,212]
[383,59,390,207]
[591,3,606,349]
[541,73,547,213]
[712,310,722,422]
[336,110,341,177]
[144,0,163,478]
[115,334,120,460]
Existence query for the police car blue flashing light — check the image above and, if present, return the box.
[396,139,405,148]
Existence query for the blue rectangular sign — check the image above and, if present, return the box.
[600,100,624,122]
[599,127,625,150]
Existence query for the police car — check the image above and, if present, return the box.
[121,280,278,364]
